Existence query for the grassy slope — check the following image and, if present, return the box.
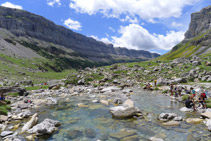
[157,28,211,61]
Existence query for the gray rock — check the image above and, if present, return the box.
[1,131,13,137]
[158,113,177,122]
[192,61,201,66]
[28,118,60,136]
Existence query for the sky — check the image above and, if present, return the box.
[0,0,210,55]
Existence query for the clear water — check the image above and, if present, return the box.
[38,89,211,141]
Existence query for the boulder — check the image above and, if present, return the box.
[201,112,211,119]
[46,97,57,105]
[0,115,8,122]
[100,100,109,105]
[180,107,193,112]
[192,61,201,66]
[22,113,38,132]
[123,99,134,107]
[113,98,123,104]
[204,119,211,131]
[17,110,32,118]
[28,118,60,136]
[186,118,203,124]
[158,113,177,122]
[101,86,121,93]
[1,131,13,137]
[109,106,141,119]
[0,86,26,96]
[162,121,180,126]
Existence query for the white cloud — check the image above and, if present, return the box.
[171,22,184,27]
[47,0,61,7]
[69,0,199,22]
[1,2,23,10]
[111,24,184,50]
[90,35,111,44]
[120,16,138,23]
[64,18,82,30]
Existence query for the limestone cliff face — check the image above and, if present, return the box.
[185,6,211,39]
[0,6,159,62]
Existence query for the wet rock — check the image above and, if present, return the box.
[26,135,34,140]
[120,135,139,141]
[173,116,183,121]
[1,131,13,137]
[180,107,193,112]
[77,103,89,108]
[186,118,203,124]
[17,110,32,118]
[162,121,180,126]
[149,137,164,141]
[201,112,211,119]
[100,100,109,105]
[113,98,123,104]
[28,118,60,136]
[85,128,96,138]
[123,99,134,107]
[158,113,177,122]
[67,130,83,139]
[109,130,136,140]
[204,119,211,131]
[0,115,8,122]
[46,97,57,105]
[22,113,38,132]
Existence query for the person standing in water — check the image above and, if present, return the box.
[170,84,174,96]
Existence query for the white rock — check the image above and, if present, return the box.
[22,113,38,132]
[180,107,193,112]
[149,137,164,141]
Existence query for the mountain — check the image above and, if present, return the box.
[0,6,159,71]
[159,6,211,60]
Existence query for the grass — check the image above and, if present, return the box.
[0,104,11,115]
[25,85,49,91]
[205,98,211,108]
[7,92,19,97]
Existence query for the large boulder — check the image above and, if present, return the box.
[109,99,141,119]
[201,112,211,119]
[186,118,203,124]
[28,118,60,136]
[0,86,26,96]
[204,119,211,131]
[158,113,177,122]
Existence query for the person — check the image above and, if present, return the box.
[185,96,196,111]
[170,84,174,96]
[177,84,182,96]
[190,87,196,97]
[198,92,207,109]
[0,92,5,101]
[154,80,157,87]
[174,85,178,97]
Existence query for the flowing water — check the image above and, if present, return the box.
[38,89,211,141]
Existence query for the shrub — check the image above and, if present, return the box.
[182,95,189,101]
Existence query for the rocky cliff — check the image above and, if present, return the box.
[159,6,211,60]
[0,6,159,64]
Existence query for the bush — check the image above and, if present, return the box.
[0,105,11,115]
[162,90,168,94]
[154,87,160,91]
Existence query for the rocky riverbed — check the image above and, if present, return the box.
[0,83,211,141]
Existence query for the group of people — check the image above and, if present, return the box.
[169,84,209,111]
[143,80,157,91]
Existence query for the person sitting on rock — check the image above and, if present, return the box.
[185,96,196,111]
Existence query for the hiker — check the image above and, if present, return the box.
[177,84,182,96]
[0,92,5,101]
[170,84,174,96]
[185,96,196,111]
[190,87,196,97]
[198,91,207,109]
[154,80,157,87]
[174,85,178,97]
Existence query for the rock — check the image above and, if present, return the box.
[153,67,160,72]
[77,79,85,85]
[0,86,26,96]
[92,100,99,103]
[26,135,34,140]
[77,103,89,108]
[18,103,29,109]
[201,112,211,119]
[192,61,201,66]
[22,113,38,132]
[85,128,96,138]
[0,115,8,122]
[17,110,32,118]
[149,137,164,141]
[186,118,203,124]
[1,131,13,137]
[113,98,123,104]
[109,130,136,139]
[162,121,180,126]
[205,61,211,66]
[123,99,134,107]
[19,80,33,86]
[100,100,109,105]
[120,135,139,141]
[204,119,211,131]
[180,107,193,112]
[109,106,141,119]
[173,116,183,121]
[101,86,121,93]
[28,118,60,136]
[67,130,83,139]
[158,113,177,122]
[46,97,57,105]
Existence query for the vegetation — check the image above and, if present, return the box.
[0,102,11,115]
[25,85,49,91]
[7,92,19,97]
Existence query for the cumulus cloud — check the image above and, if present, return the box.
[109,27,115,32]
[111,24,184,50]
[64,18,82,30]
[69,0,199,22]
[47,0,61,7]
[171,22,184,27]
[1,2,23,9]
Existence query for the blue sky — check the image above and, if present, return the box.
[1,0,210,54]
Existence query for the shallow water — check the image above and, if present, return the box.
[40,89,210,141]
